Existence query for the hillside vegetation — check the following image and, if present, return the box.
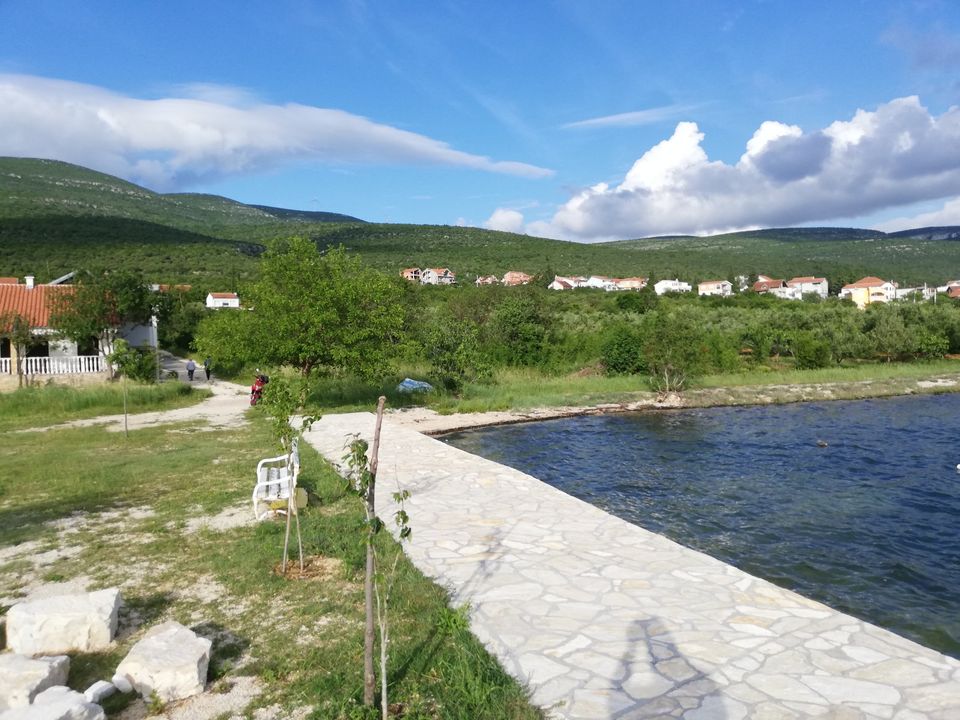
[2,157,959,286]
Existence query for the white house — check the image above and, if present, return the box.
[548,276,576,290]
[584,276,618,291]
[697,279,732,297]
[206,292,240,309]
[475,274,499,286]
[654,279,692,295]
[787,276,829,298]
[769,285,803,301]
[614,277,648,291]
[421,268,456,285]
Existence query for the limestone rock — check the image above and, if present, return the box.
[6,589,120,655]
[0,686,105,720]
[0,654,70,710]
[81,682,115,705]
[113,621,212,702]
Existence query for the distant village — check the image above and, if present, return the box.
[400,267,960,310]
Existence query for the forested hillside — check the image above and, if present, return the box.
[2,157,959,287]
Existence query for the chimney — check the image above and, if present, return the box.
[25,275,35,289]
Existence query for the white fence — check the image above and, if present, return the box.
[19,355,104,375]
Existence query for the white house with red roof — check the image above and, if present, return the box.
[787,276,829,298]
[205,292,240,309]
[421,268,456,285]
[0,276,107,379]
[697,279,733,297]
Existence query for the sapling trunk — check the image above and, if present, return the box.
[363,396,386,707]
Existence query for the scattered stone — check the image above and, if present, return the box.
[0,686,104,720]
[81,682,115,705]
[113,621,212,702]
[0,654,69,710]
[6,589,120,655]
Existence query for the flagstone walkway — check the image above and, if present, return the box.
[301,412,960,720]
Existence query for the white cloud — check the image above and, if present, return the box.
[525,96,960,241]
[483,208,526,234]
[563,104,703,129]
[873,197,960,232]
[0,73,553,190]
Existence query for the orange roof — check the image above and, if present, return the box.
[209,292,238,299]
[843,276,887,289]
[0,277,19,285]
[0,284,71,327]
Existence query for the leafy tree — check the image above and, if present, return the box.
[195,239,406,389]
[642,309,707,393]
[422,311,490,392]
[488,293,552,366]
[0,312,35,388]
[601,323,646,375]
[790,331,833,369]
[615,285,658,314]
[49,269,155,370]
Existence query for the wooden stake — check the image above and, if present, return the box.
[364,395,386,707]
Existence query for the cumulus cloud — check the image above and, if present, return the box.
[0,73,553,190]
[484,208,526,234]
[523,96,960,241]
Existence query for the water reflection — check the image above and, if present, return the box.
[444,393,960,658]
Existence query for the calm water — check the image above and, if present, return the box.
[443,394,960,658]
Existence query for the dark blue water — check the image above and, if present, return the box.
[443,394,960,658]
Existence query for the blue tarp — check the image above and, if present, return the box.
[397,378,434,393]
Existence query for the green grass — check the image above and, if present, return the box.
[0,404,542,719]
[697,358,960,388]
[300,360,960,417]
[0,381,208,433]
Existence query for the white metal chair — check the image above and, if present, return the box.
[252,438,300,521]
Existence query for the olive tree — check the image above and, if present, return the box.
[0,312,35,387]
[195,238,406,393]
[49,269,155,372]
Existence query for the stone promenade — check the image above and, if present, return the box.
[301,412,960,719]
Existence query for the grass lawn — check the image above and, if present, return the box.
[0,400,541,719]
[0,381,208,434]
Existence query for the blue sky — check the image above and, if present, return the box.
[1,0,959,241]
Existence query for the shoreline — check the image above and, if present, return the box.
[385,372,960,435]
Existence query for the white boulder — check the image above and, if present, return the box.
[0,686,105,720]
[113,621,212,702]
[6,589,120,655]
[0,654,70,710]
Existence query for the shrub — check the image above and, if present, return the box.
[601,324,646,375]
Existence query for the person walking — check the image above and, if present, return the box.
[186,358,196,381]
[203,357,211,381]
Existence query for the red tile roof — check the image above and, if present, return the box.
[209,292,238,299]
[0,277,19,285]
[842,276,888,289]
[0,284,71,327]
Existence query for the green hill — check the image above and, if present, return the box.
[1,157,959,287]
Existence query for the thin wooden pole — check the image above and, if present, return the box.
[364,396,386,707]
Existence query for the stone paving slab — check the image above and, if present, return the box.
[302,412,960,720]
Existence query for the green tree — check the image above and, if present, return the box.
[49,269,155,370]
[195,238,406,388]
[488,293,552,366]
[642,310,707,393]
[0,312,35,388]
